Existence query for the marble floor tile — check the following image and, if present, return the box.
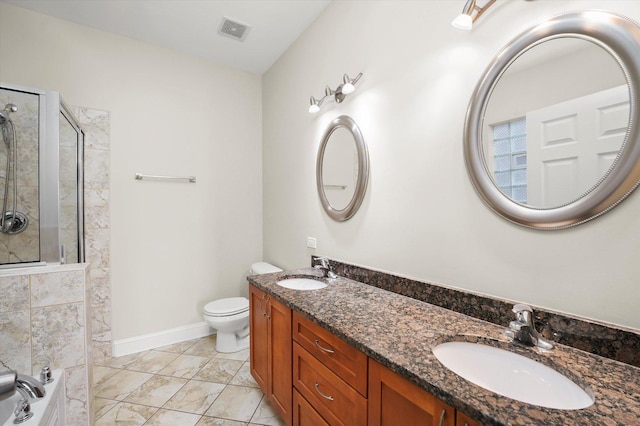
[94,369,153,400]
[216,348,250,361]
[125,350,179,374]
[164,380,226,414]
[144,409,201,426]
[123,375,187,407]
[94,402,157,425]
[93,336,282,426]
[156,338,200,354]
[93,397,119,420]
[93,365,121,387]
[198,417,248,426]
[229,362,259,388]
[97,350,150,369]
[194,358,244,383]
[205,385,263,422]
[185,335,219,357]
[251,396,286,426]
[158,353,211,379]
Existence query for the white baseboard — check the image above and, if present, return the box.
[113,321,214,357]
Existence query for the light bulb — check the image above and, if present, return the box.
[451,13,473,30]
[341,82,355,95]
[308,104,320,114]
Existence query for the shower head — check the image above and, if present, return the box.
[0,104,17,126]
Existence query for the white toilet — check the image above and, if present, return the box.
[203,262,282,353]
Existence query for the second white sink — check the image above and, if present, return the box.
[432,341,594,410]
[276,277,327,291]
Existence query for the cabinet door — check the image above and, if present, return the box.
[368,359,455,426]
[268,295,293,425]
[249,285,269,392]
[457,412,483,426]
[293,389,330,426]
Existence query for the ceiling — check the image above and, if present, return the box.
[1,0,331,75]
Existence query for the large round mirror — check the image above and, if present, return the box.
[465,11,640,229]
[317,116,369,221]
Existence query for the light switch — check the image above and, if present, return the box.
[306,237,317,249]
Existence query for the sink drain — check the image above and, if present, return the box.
[0,211,28,234]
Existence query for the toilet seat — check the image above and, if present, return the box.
[204,297,249,317]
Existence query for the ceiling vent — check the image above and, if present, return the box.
[218,17,251,42]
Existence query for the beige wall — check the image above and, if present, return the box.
[0,3,263,340]
[263,0,640,330]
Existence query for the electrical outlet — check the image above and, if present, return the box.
[306,237,317,249]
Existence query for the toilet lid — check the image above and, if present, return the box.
[204,297,249,316]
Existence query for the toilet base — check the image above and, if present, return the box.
[216,329,250,353]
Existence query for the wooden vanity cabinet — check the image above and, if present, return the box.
[249,284,292,425]
[456,412,483,426]
[292,313,368,426]
[249,286,483,426]
[368,359,456,426]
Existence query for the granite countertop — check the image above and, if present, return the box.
[248,268,640,426]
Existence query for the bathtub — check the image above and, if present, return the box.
[0,370,64,426]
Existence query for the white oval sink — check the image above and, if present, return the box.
[432,342,593,410]
[276,278,327,291]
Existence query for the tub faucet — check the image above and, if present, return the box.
[16,374,46,401]
[314,257,337,279]
[0,370,17,401]
[504,304,554,350]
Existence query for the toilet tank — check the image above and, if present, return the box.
[250,262,282,275]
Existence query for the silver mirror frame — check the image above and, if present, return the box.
[317,115,369,221]
[464,11,640,229]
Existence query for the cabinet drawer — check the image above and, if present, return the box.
[457,411,483,426]
[293,343,367,426]
[293,389,330,426]
[293,312,367,396]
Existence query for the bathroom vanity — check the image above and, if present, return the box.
[250,283,471,426]
[248,267,640,425]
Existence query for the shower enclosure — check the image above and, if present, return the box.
[0,82,84,267]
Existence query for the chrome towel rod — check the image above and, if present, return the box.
[135,173,196,183]
[323,184,347,190]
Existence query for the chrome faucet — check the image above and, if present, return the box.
[314,257,337,279]
[16,374,46,401]
[505,304,553,350]
[0,370,17,401]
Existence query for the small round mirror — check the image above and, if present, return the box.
[317,116,369,221]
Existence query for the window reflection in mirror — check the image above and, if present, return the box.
[482,37,629,209]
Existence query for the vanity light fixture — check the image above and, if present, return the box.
[451,0,496,30]
[308,73,363,114]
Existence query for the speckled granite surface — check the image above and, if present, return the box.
[248,268,640,426]
[320,257,640,368]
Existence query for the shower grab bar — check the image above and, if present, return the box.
[323,184,347,190]
[135,173,196,183]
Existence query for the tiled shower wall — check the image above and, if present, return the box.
[74,106,112,364]
[0,106,111,425]
[0,264,92,425]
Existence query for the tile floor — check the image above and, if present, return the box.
[93,335,285,425]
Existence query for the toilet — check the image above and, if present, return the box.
[203,262,282,353]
